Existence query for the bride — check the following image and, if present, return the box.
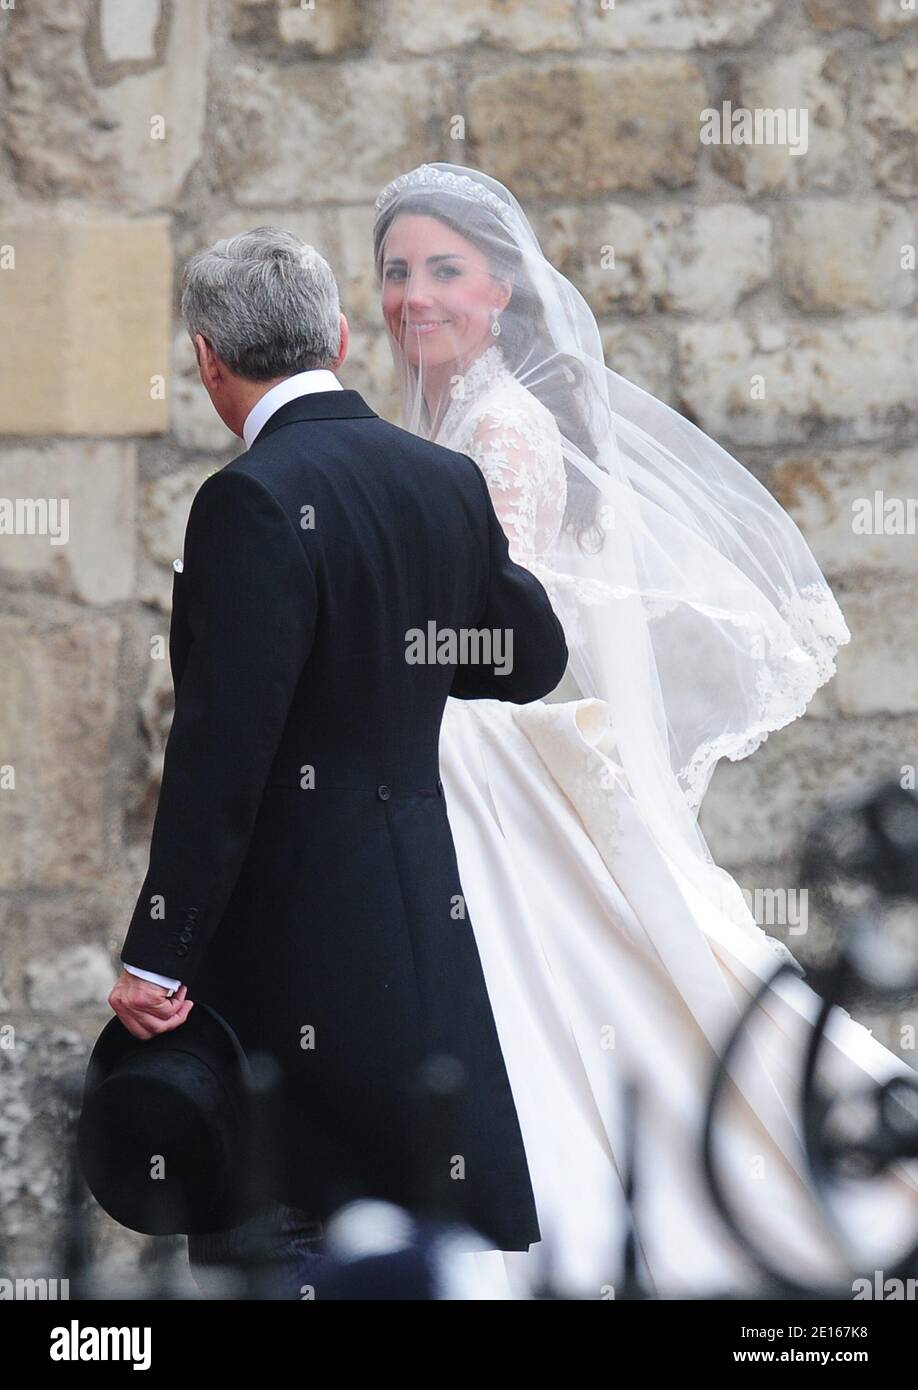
[371,163,918,1298]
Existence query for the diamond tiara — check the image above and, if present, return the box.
[374,165,516,228]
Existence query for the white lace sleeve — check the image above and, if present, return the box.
[461,398,567,567]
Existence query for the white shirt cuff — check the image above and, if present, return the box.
[124,963,182,992]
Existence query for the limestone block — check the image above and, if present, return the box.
[467,59,706,199]
[388,0,579,53]
[864,50,918,196]
[769,450,918,581]
[5,0,207,208]
[676,317,918,447]
[780,200,915,311]
[0,444,137,606]
[25,945,116,1013]
[585,0,778,50]
[0,616,120,890]
[213,59,458,204]
[699,715,918,867]
[805,0,917,39]
[831,583,918,716]
[0,213,172,436]
[710,48,849,195]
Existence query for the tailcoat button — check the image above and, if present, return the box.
[377,784,391,801]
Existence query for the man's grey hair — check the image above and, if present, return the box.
[181,227,341,381]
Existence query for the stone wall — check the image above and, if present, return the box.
[1,0,917,1273]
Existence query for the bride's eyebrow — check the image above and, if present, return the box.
[383,253,466,269]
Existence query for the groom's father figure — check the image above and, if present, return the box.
[110,228,567,1281]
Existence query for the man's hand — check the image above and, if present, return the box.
[108,971,194,1040]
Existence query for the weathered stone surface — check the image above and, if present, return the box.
[231,0,369,53]
[2,0,113,200]
[213,59,457,204]
[539,202,770,318]
[830,583,918,716]
[0,616,120,891]
[25,945,116,1013]
[700,714,918,868]
[805,0,917,39]
[0,901,12,1012]
[864,50,918,197]
[0,1032,44,1219]
[601,324,676,406]
[769,450,918,581]
[138,464,213,613]
[2,892,127,1012]
[468,59,707,199]
[0,214,172,436]
[710,48,849,195]
[539,204,666,315]
[91,0,208,209]
[96,0,162,65]
[676,317,918,447]
[779,200,915,311]
[278,0,368,52]
[0,1023,106,1242]
[229,0,275,42]
[141,467,209,569]
[389,0,578,52]
[586,0,778,49]
[4,0,207,208]
[331,205,384,326]
[657,205,771,317]
[136,650,176,804]
[0,445,137,606]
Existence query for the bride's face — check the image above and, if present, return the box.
[380,213,510,370]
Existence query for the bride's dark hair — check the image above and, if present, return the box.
[373,191,606,553]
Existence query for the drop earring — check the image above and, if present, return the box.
[490,309,502,337]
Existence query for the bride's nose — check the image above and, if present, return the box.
[404,274,435,310]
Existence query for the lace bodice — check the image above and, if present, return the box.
[435,344,567,566]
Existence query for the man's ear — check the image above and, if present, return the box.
[332,312,349,370]
[194,333,221,391]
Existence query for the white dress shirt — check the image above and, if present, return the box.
[241,367,342,449]
[124,368,344,995]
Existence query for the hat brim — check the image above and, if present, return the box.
[82,999,252,1104]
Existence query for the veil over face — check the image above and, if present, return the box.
[372,162,850,929]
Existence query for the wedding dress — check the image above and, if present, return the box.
[436,344,918,1299]
[371,164,918,1298]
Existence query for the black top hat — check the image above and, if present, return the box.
[77,1001,260,1236]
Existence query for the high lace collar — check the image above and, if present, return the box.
[435,342,508,443]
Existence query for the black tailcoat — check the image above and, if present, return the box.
[121,389,568,1250]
